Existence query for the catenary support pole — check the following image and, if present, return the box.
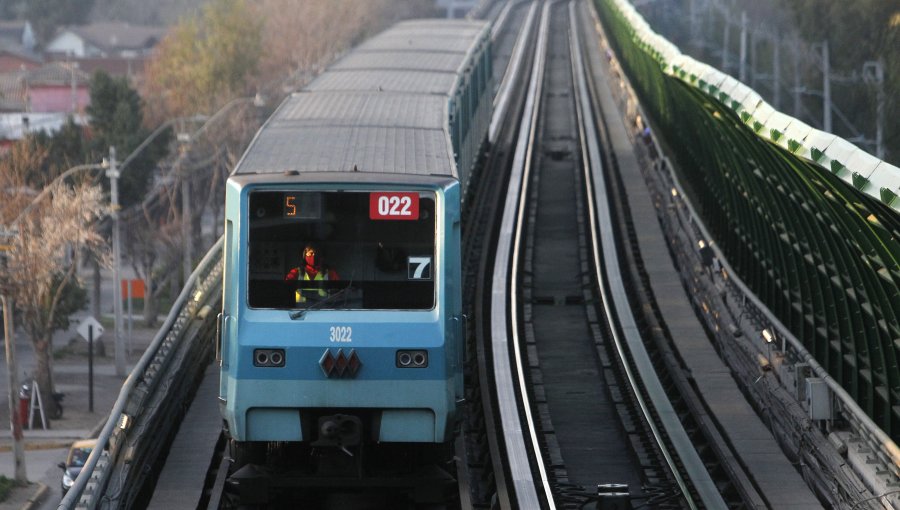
[773,40,781,109]
[793,44,802,118]
[822,40,832,133]
[721,12,730,71]
[739,11,747,83]
[88,324,94,413]
[179,144,192,284]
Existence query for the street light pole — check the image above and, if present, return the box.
[107,147,125,377]
[2,294,27,483]
[173,97,261,284]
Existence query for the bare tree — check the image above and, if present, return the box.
[255,0,394,95]
[122,179,183,328]
[0,181,109,419]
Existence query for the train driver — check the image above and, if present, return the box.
[284,245,339,303]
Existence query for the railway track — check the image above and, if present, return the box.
[57,1,530,509]
[59,1,760,509]
[476,0,734,508]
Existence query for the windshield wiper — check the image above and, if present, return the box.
[289,281,354,320]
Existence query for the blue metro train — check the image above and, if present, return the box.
[218,19,492,462]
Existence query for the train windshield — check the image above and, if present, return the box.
[247,190,437,310]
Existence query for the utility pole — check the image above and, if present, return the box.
[689,0,700,50]
[721,12,731,72]
[2,295,27,483]
[107,147,125,377]
[773,41,781,110]
[822,40,832,133]
[875,66,885,160]
[863,61,885,160]
[793,44,802,119]
[739,11,748,83]
[178,136,192,283]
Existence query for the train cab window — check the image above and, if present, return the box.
[247,190,437,311]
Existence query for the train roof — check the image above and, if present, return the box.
[275,92,446,130]
[235,125,454,175]
[233,18,489,178]
[330,51,471,74]
[304,70,458,95]
[357,34,484,54]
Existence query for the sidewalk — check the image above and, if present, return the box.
[0,340,155,451]
[0,322,159,510]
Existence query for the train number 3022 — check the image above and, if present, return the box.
[329,326,352,343]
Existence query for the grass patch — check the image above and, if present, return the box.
[0,475,14,503]
[53,344,76,360]
[100,316,115,330]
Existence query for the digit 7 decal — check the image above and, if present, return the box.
[408,256,432,280]
[370,192,419,220]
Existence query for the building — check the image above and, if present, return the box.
[45,22,165,59]
[19,62,90,114]
[0,61,90,151]
[0,46,42,74]
[0,21,41,73]
[0,112,88,153]
[0,72,27,112]
[0,21,36,53]
[44,22,166,81]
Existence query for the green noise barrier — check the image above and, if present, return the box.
[592,0,900,438]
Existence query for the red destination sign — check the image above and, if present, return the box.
[369,192,419,220]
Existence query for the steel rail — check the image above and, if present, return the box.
[489,1,539,143]
[567,1,726,508]
[490,0,516,40]
[490,1,555,508]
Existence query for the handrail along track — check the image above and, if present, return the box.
[60,238,223,509]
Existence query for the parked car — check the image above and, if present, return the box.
[58,439,96,495]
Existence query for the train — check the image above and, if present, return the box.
[218,18,492,469]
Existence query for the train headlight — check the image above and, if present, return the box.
[396,350,428,368]
[253,348,285,367]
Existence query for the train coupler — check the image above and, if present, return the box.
[311,414,362,456]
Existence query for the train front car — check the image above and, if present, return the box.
[218,20,490,492]
[221,174,463,457]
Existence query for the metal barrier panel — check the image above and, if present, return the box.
[591,0,900,440]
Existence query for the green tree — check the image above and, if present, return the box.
[88,71,169,207]
[29,120,90,182]
[143,0,262,121]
